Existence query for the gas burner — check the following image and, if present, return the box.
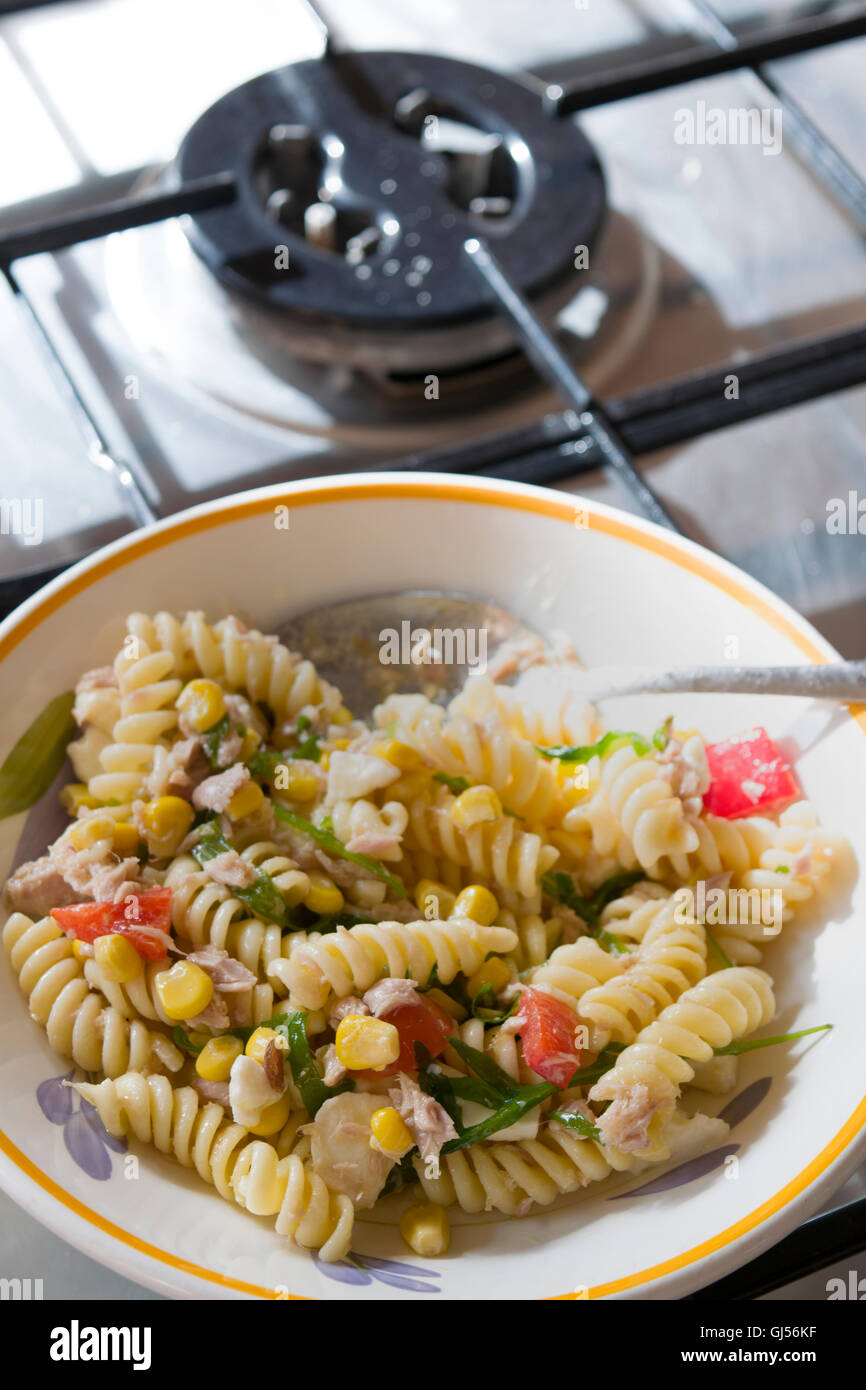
[175,50,606,372]
[103,202,657,447]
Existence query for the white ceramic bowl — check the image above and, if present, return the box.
[0,472,863,1301]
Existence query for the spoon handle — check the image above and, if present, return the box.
[599,662,866,701]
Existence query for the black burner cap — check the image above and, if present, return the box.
[177,51,606,334]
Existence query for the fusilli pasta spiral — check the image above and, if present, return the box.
[496,908,562,971]
[449,675,596,749]
[375,694,559,822]
[273,916,518,1009]
[88,633,182,804]
[3,913,182,1076]
[325,798,409,860]
[575,904,708,1046]
[74,1072,352,1261]
[182,612,329,723]
[529,935,627,1008]
[561,745,699,874]
[231,1142,354,1260]
[401,787,558,900]
[590,967,775,1110]
[414,1124,632,1214]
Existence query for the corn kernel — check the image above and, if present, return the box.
[177,678,226,733]
[68,816,112,851]
[335,1015,400,1071]
[399,1202,450,1257]
[388,769,433,802]
[450,785,502,830]
[414,878,457,919]
[60,783,100,816]
[373,740,422,771]
[142,796,195,857]
[370,1106,414,1158]
[92,932,142,984]
[249,1092,292,1137]
[225,781,264,821]
[155,960,214,1021]
[558,767,591,807]
[305,873,344,916]
[276,764,319,801]
[331,738,351,752]
[452,884,499,926]
[239,727,262,760]
[196,1034,243,1082]
[332,706,354,725]
[112,821,141,857]
[467,956,512,1000]
[71,939,93,963]
[245,1026,286,1065]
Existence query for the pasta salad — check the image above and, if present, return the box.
[1,611,847,1263]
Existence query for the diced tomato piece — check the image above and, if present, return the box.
[50,886,173,960]
[355,995,453,1080]
[703,727,799,820]
[516,986,582,1089]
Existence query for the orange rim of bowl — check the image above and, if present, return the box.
[1,476,864,1301]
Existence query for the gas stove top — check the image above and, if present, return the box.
[1,0,866,1297]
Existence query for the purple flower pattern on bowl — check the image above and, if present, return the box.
[37,1071,126,1181]
[314,1250,442,1293]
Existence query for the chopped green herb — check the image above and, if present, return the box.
[535,730,654,764]
[172,1025,205,1055]
[281,1010,354,1116]
[273,804,406,897]
[550,1108,602,1141]
[652,716,674,752]
[704,926,733,969]
[775,865,790,875]
[0,691,76,821]
[595,929,629,956]
[419,1037,557,1154]
[713,1023,831,1056]
[294,736,321,762]
[191,823,300,927]
[470,986,519,1026]
[433,771,470,795]
[202,714,230,770]
[542,869,643,926]
[542,869,640,953]
[292,714,321,763]
[246,747,282,779]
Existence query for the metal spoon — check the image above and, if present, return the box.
[278,591,540,719]
[582,662,866,703]
[279,591,866,720]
